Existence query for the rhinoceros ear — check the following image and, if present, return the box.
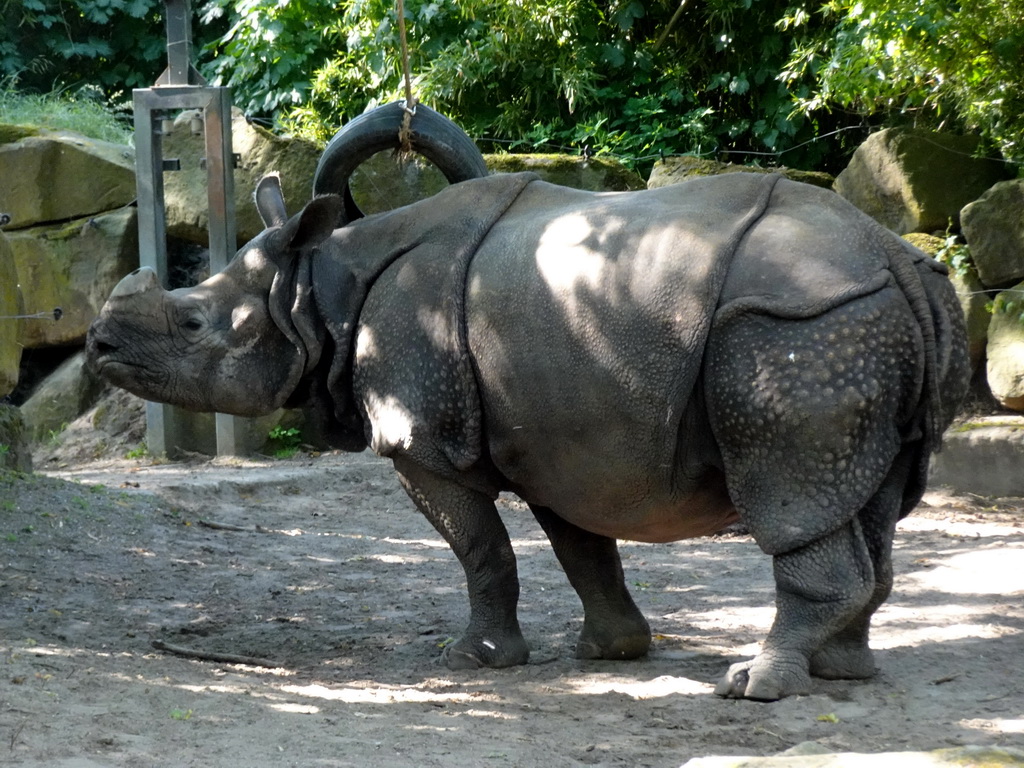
[275,195,345,254]
[255,173,288,228]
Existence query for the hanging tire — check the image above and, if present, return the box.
[313,102,489,224]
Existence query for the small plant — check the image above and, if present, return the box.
[46,423,69,446]
[935,234,974,279]
[266,425,303,459]
[125,444,148,460]
[169,708,194,721]
[986,292,1024,326]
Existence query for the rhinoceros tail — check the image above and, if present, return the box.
[884,239,944,455]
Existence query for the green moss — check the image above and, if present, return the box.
[484,153,645,191]
[0,124,39,145]
[951,421,1024,433]
[942,746,1024,767]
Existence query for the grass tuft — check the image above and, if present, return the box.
[0,80,132,145]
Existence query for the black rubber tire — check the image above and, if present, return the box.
[313,102,489,223]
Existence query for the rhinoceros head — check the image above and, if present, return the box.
[86,176,344,417]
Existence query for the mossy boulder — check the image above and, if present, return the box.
[0,128,135,229]
[20,351,105,443]
[485,154,645,191]
[0,231,22,397]
[647,155,834,190]
[6,207,138,347]
[0,124,39,145]
[834,128,1011,235]
[961,178,1024,288]
[0,404,32,473]
[986,280,1024,411]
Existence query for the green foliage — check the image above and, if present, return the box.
[0,0,203,97]
[6,0,1021,172]
[779,0,1024,164]
[124,444,148,460]
[200,0,340,114]
[0,81,132,143]
[987,292,1024,327]
[266,425,303,458]
[278,0,853,171]
[934,225,974,279]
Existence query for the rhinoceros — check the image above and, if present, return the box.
[86,170,969,700]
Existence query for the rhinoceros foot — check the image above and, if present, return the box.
[810,640,876,680]
[574,614,651,661]
[441,630,530,670]
[714,652,813,701]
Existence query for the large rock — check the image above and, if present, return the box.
[0,403,32,473]
[162,108,322,246]
[931,415,1024,496]
[20,350,105,442]
[647,155,834,189]
[961,178,1024,288]
[6,208,138,347]
[834,128,1010,235]
[487,154,645,191]
[985,280,1024,411]
[0,128,135,229]
[902,233,989,370]
[0,231,22,397]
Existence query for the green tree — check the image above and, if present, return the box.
[779,0,1024,164]
[0,0,222,97]
[277,0,850,172]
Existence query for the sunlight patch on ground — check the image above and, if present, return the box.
[870,621,1015,650]
[897,516,1024,537]
[567,674,711,699]
[381,536,457,549]
[269,702,321,714]
[960,718,1024,735]
[279,682,488,705]
[366,553,432,564]
[688,605,775,632]
[902,547,1024,594]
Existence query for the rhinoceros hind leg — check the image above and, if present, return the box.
[530,506,651,661]
[716,520,876,700]
[394,458,529,669]
[811,445,915,680]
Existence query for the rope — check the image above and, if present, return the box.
[396,0,418,155]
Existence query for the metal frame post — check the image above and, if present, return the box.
[132,0,247,456]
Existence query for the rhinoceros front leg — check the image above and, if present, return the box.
[392,457,529,670]
[530,505,651,660]
[714,519,875,700]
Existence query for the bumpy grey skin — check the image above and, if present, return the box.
[87,172,970,700]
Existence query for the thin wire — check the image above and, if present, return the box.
[0,308,63,321]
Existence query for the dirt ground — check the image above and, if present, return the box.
[2,446,1023,767]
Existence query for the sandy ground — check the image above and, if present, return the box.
[2,449,1023,767]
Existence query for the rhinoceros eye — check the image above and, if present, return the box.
[181,317,204,332]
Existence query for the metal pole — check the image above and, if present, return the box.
[132,0,249,456]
